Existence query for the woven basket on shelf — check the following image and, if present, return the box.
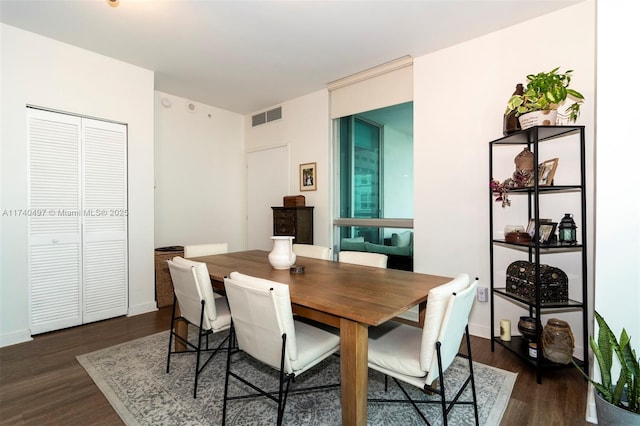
[154,246,184,308]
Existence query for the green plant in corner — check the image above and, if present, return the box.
[505,67,585,122]
[573,311,640,414]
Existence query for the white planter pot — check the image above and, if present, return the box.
[518,110,558,130]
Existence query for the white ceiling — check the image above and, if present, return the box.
[0,0,580,115]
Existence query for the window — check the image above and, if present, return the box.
[333,102,414,269]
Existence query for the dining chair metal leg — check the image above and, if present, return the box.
[464,326,480,425]
[166,295,178,374]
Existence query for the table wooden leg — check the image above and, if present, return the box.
[418,300,427,328]
[340,318,368,426]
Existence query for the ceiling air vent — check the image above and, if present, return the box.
[252,106,282,127]
[252,112,266,127]
[266,107,282,122]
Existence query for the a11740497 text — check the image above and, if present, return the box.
[2,209,128,217]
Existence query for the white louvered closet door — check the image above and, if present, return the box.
[28,109,83,334]
[28,109,128,334]
[82,117,128,323]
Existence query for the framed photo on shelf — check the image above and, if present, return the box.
[526,218,537,238]
[538,222,557,244]
[526,218,553,240]
[538,158,559,186]
[299,162,317,191]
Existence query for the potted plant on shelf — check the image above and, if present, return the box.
[505,67,585,129]
[573,311,639,424]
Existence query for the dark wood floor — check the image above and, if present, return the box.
[0,307,591,425]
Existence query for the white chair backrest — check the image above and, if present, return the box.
[168,258,213,330]
[424,278,478,385]
[292,244,332,261]
[224,272,298,372]
[338,251,388,268]
[184,243,228,258]
[419,273,470,370]
[170,256,218,324]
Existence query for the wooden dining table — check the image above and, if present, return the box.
[186,250,451,426]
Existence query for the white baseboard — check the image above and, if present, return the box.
[469,322,491,338]
[127,301,158,317]
[0,329,33,348]
[585,382,597,423]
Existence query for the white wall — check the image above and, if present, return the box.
[0,24,156,346]
[594,0,640,390]
[245,90,332,248]
[154,92,245,251]
[413,1,596,345]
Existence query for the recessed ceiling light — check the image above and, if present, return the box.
[106,0,119,7]
[161,98,172,108]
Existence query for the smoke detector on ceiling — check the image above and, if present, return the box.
[185,101,197,113]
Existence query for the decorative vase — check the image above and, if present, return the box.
[503,83,524,136]
[514,148,534,174]
[517,316,539,341]
[268,236,296,270]
[518,110,558,130]
[542,318,574,364]
[594,389,639,426]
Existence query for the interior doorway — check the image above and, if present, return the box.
[246,145,289,250]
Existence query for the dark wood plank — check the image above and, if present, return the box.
[0,309,171,425]
[0,307,591,425]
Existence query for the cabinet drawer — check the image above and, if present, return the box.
[272,206,313,244]
[273,209,295,221]
[274,222,295,235]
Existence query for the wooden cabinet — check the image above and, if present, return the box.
[272,207,314,245]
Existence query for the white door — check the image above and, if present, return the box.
[247,146,288,250]
[28,109,83,334]
[81,118,128,323]
[28,108,128,334]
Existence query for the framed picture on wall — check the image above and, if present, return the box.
[300,162,317,191]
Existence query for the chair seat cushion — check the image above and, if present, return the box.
[209,296,231,331]
[368,323,425,377]
[290,320,340,374]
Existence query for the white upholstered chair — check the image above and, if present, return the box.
[166,256,231,398]
[222,271,340,425]
[338,250,388,268]
[292,243,332,260]
[367,274,480,425]
[184,242,228,258]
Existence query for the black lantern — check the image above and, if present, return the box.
[558,213,577,245]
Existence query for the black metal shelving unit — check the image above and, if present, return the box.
[489,125,588,384]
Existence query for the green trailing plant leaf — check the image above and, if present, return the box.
[504,67,584,122]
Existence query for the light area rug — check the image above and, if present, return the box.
[77,328,516,425]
